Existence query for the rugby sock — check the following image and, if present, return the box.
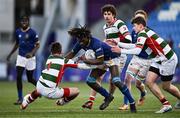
[137,83,146,97]
[87,81,109,98]
[28,90,40,103]
[141,91,146,98]
[18,89,23,101]
[89,96,95,102]
[98,87,110,98]
[123,96,129,105]
[160,97,170,105]
[121,85,135,104]
[28,95,35,103]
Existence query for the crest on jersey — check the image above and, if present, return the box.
[18,35,22,38]
[137,38,141,42]
[25,34,29,40]
[123,26,127,31]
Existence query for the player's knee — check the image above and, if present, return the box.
[135,80,142,88]
[162,84,170,91]
[86,76,96,86]
[125,75,132,84]
[112,77,121,84]
[135,83,140,88]
[136,74,145,81]
[66,88,79,98]
[96,77,103,83]
[72,87,79,93]
[74,88,80,95]
[145,80,153,89]
[112,77,123,87]
[126,70,135,79]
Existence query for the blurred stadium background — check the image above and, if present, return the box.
[0,0,180,83]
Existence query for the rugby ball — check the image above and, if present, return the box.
[85,49,96,59]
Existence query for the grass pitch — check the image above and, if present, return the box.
[0,81,179,118]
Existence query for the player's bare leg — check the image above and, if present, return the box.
[56,87,79,106]
[162,81,180,109]
[135,77,147,106]
[146,71,172,113]
[162,81,180,99]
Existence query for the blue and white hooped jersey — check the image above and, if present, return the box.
[72,37,120,61]
[15,28,39,57]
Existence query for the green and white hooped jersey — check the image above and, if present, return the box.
[103,19,131,43]
[136,28,174,60]
[41,55,74,83]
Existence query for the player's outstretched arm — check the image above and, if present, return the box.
[111,46,142,55]
[117,42,136,49]
[64,63,97,70]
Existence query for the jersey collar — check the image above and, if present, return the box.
[21,27,30,32]
[106,18,117,27]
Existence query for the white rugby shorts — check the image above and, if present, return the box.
[127,55,152,78]
[16,55,36,70]
[36,76,64,99]
[150,54,178,76]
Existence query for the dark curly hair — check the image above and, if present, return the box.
[68,26,91,40]
[101,4,117,17]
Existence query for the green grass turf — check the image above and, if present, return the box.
[0,81,179,118]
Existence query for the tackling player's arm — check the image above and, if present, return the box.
[112,35,146,55]
[111,45,142,55]
[65,51,76,59]
[117,42,136,49]
[64,63,98,70]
